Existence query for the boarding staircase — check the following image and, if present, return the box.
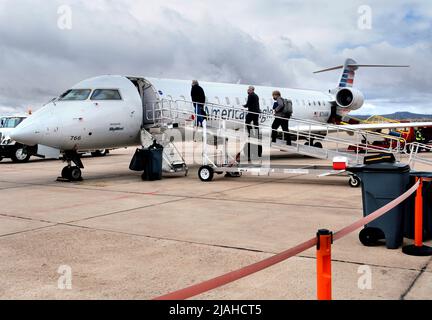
[140,128,188,175]
[406,142,432,169]
[274,141,362,163]
[146,99,416,167]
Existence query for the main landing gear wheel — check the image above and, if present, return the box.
[198,166,214,182]
[11,147,31,163]
[349,175,361,188]
[314,142,323,149]
[359,228,385,247]
[61,166,82,181]
[91,149,108,157]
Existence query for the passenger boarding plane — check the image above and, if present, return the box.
[10,58,432,180]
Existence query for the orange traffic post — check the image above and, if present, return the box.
[316,229,333,300]
[403,177,432,256]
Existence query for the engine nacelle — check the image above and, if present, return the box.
[335,88,364,111]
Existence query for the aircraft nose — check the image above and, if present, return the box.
[10,121,42,146]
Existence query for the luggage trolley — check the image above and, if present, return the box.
[197,120,356,186]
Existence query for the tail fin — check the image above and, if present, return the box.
[314,58,409,88]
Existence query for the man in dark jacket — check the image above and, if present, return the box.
[243,86,261,137]
[191,80,206,127]
[271,90,291,145]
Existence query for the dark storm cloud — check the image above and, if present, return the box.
[0,0,296,112]
[0,0,430,115]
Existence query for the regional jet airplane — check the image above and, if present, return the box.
[10,58,431,180]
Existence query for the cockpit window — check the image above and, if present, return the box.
[90,89,122,101]
[59,89,91,101]
[0,117,25,129]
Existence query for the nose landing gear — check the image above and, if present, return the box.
[58,151,84,182]
[61,166,82,181]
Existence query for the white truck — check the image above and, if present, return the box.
[0,115,109,163]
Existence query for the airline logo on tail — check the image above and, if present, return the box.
[339,58,358,88]
[339,69,356,87]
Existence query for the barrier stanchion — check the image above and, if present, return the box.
[316,229,333,300]
[403,177,432,256]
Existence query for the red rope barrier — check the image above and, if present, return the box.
[333,180,419,241]
[154,180,420,300]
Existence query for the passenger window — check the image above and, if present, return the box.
[215,97,221,104]
[236,97,240,105]
[180,95,186,101]
[225,97,230,105]
[91,89,122,101]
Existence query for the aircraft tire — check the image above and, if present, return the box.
[91,149,108,157]
[61,166,71,179]
[314,142,323,149]
[69,166,82,181]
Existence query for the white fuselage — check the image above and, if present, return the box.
[11,75,334,152]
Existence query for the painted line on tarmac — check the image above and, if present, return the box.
[0,215,427,275]
[56,223,430,275]
[26,183,362,212]
[0,225,57,239]
[63,197,188,224]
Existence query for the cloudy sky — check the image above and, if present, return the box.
[0,0,431,115]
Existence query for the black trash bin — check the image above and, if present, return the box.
[404,172,432,241]
[142,141,164,181]
[348,162,411,249]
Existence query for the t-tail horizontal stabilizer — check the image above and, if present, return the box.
[314,58,409,88]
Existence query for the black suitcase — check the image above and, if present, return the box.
[129,149,147,171]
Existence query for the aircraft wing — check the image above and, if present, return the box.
[341,122,432,131]
[290,121,432,133]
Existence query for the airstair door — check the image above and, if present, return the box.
[142,82,160,125]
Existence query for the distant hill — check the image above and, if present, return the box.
[353,112,432,121]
